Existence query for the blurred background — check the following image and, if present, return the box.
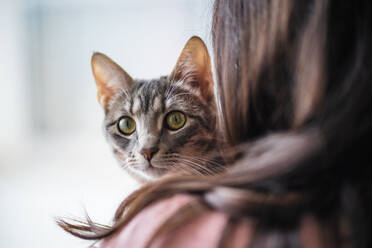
[0,0,213,247]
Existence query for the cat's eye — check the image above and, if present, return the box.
[165,111,186,130]
[118,117,136,135]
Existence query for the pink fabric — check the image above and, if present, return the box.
[99,194,253,248]
[99,195,350,247]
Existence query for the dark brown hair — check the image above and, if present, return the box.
[59,1,372,247]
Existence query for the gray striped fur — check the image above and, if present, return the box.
[103,76,223,181]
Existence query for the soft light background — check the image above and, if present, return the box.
[0,0,213,247]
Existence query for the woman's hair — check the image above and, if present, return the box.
[59,0,372,247]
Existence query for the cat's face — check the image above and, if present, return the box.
[92,37,220,181]
[103,77,216,180]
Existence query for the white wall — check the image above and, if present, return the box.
[0,0,213,247]
[0,0,28,149]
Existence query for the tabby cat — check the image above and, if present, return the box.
[91,37,223,182]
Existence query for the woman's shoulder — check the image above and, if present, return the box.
[99,194,253,248]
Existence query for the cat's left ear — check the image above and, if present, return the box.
[91,52,133,111]
[170,36,213,100]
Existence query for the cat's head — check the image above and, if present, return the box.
[91,37,220,181]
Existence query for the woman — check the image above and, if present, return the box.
[60,0,372,247]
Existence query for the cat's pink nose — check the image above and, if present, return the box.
[140,147,159,161]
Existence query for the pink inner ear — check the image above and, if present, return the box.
[91,52,133,110]
[171,38,214,100]
[97,82,115,108]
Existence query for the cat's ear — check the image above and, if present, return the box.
[170,36,213,100]
[91,52,133,111]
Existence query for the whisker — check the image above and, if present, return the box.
[175,158,215,175]
[165,153,225,169]
[161,159,205,176]
[176,154,225,167]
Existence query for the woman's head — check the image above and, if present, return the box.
[212,1,372,246]
[213,0,372,148]
[210,2,372,245]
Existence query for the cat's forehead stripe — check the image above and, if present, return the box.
[132,97,141,114]
[124,100,131,114]
[115,78,207,118]
[152,96,162,111]
[143,93,151,113]
[127,80,167,115]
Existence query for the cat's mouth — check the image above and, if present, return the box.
[132,160,168,172]
[122,158,169,179]
[148,161,168,171]
[138,162,168,179]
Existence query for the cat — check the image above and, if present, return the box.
[91,36,224,182]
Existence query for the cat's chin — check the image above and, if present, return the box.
[125,165,168,182]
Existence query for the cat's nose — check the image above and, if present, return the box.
[140,147,159,161]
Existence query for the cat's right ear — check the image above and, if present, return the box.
[91,52,133,111]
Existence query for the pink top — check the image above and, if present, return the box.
[99,194,350,248]
[99,194,253,248]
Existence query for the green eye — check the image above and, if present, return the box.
[118,117,136,135]
[165,111,186,130]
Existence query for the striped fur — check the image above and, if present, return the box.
[93,37,224,181]
[104,76,221,181]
